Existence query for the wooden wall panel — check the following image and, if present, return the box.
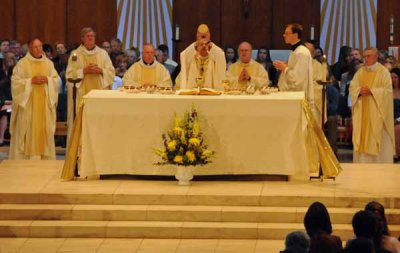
[67,0,117,47]
[173,0,221,60]
[0,0,16,40]
[15,0,66,45]
[377,0,400,49]
[221,0,272,49]
[271,0,320,49]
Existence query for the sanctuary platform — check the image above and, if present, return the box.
[0,160,399,252]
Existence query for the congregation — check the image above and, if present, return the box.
[280,200,400,253]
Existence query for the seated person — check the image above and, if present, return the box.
[123,43,172,88]
[226,41,269,90]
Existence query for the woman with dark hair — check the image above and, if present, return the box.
[225,46,237,70]
[365,201,400,252]
[391,68,400,162]
[332,46,352,81]
[304,202,343,251]
[256,46,277,85]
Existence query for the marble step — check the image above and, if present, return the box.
[1,193,399,208]
[0,237,286,253]
[0,204,399,225]
[1,220,400,240]
[0,220,372,240]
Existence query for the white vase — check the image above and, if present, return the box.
[175,166,194,186]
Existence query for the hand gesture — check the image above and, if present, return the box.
[273,60,287,71]
[360,86,372,96]
[31,75,48,84]
[238,68,250,82]
[83,63,102,75]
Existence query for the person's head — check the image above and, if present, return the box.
[196,24,211,42]
[305,41,316,58]
[0,39,10,54]
[338,46,352,65]
[256,47,271,63]
[157,44,170,63]
[101,41,111,54]
[115,54,128,71]
[351,48,362,61]
[348,59,363,77]
[110,38,122,53]
[238,42,252,64]
[365,201,389,236]
[225,46,237,63]
[283,24,303,45]
[125,49,138,66]
[10,40,21,56]
[352,210,378,239]
[42,43,53,59]
[142,43,155,64]
[363,48,379,67]
[155,48,164,63]
[81,27,96,50]
[195,38,211,58]
[283,231,310,253]
[28,38,44,58]
[55,42,67,55]
[345,237,375,253]
[391,67,400,90]
[304,202,333,238]
[3,52,17,69]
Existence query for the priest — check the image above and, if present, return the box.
[177,24,226,90]
[123,43,172,87]
[9,38,59,159]
[350,47,395,163]
[66,27,114,138]
[273,23,314,104]
[227,41,269,90]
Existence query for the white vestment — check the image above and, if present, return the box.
[350,63,395,163]
[278,44,314,104]
[9,53,59,160]
[123,59,172,87]
[178,42,226,90]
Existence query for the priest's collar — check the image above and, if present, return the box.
[143,60,155,66]
[139,59,157,68]
[26,52,46,62]
[365,62,378,72]
[291,40,303,51]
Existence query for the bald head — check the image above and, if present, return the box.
[142,43,155,64]
[238,42,252,63]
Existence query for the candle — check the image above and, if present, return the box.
[321,55,327,82]
[310,24,315,41]
[175,25,180,41]
[72,53,78,80]
[390,15,394,34]
[390,15,394,45]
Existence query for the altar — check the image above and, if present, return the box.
[76,90,311,179]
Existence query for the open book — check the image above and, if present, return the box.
[177,88,222,96]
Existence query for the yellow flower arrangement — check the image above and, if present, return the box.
[155,107,214,166]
